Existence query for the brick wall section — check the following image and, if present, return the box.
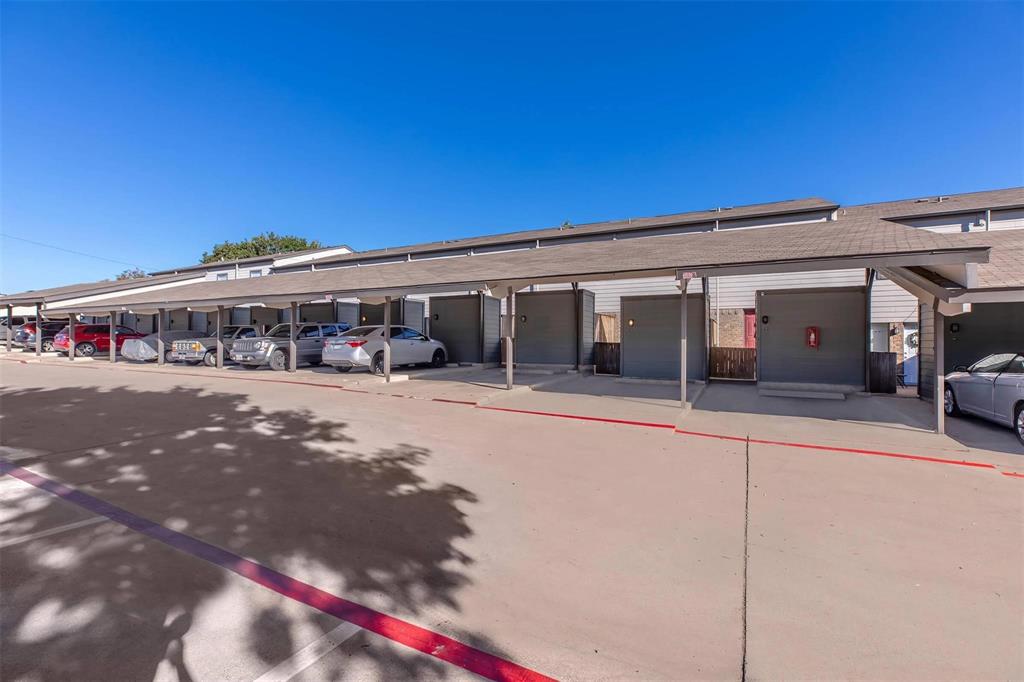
[715,308,748,348]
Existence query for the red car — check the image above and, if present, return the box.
[53,324,146,357]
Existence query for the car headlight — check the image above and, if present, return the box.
[191,342,203,351]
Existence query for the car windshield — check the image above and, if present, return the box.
[222,325,241,337]
[340,326,380,338]
[967,353,1017,373]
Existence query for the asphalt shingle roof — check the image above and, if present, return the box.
[45,217,989,313]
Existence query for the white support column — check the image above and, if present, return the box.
[383,296,392,383]
[680,284,688,408]
[5,304,12,352]
[109,311,117,363]
[157,308,165,365]
[35,303,42,356]
[68,313,78,361]
[289,302,298,373]
[934,306,945,435]
[215,305,225,369]
[505,287,516,390]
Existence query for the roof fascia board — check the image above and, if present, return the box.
[679,249,988,279]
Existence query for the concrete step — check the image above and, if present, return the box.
[758,388,846,400]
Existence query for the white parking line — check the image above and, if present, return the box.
[0,516,107,548]
[253,621,362,682]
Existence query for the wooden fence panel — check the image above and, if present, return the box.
[869,351,897,393]
[594,342,620,375]
[709,347,756,380]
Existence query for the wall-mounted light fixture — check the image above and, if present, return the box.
[520,315,527,323]
[627,319,636,327]
[761,315,770,325]
[433,313,439,320]
[950,322,960,333]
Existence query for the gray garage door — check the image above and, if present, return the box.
[430,295,481,364]
[620,294,706,381]
[758,287,866,388]
[514,290,595,366]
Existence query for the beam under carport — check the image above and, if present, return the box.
[934,306,945,435]
[383,296,392,383]
[109,311,117,364]
[35,303,42,357]
[5,304,12,352]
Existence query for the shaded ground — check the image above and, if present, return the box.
[1,360,1021,680]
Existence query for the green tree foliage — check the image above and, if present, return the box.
[117,267,148,280]
[201,232,322,264]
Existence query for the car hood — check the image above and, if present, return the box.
[944,371,971,383]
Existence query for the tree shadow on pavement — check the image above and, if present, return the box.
[0,384,493,680]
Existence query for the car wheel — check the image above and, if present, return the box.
[371,351,385,376]
[203,351,217,367]
[42,340,54,352]
[431,349,446,368]
[1014,403,1024,447]
[75,342,96,357]
[334,365,352,373]
[944,385,961,417]
[164,350,176,364]
[269,349,288,372]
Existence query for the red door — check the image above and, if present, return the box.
[743,309,757,349]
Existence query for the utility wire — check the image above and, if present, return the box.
[0,232,150,270]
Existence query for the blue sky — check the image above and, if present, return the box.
[2,2,1022,292]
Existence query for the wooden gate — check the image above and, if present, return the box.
[709,347,756,380]
[594,342,620,375]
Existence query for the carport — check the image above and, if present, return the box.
[0,272,203,358]
[38,216,990,433]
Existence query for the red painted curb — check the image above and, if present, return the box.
[675,429,996,469]
[0,459,555,682]
[1001,471,1024,479]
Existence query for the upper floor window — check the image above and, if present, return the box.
[249,270,263,278]
[215,273,229,281]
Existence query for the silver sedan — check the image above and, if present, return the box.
[322,325,447,374]
[944,352,1024,445]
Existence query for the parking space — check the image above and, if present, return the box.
[2,360,1022,680]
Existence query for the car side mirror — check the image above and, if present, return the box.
[954,365,968,373]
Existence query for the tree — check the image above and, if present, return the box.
[201,232,322,264]
[117,268,147,280]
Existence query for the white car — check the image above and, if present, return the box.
[321,325,447,374]
[121,330,198,363]
[944,352,1024,445]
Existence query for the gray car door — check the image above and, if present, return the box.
[958,354,1015,417]
[993,355,1024,425]
[297,325,321,362]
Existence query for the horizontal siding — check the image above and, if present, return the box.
[709,269,864,309]
[870,278,918,324]
[900,213,984,233]
[534,277,703,313]
[991,207,1024,230]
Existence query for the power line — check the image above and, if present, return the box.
[0,232,150,270]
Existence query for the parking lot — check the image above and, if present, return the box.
[2,356,1022,680]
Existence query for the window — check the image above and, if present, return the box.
[343,326,379,337]
[390,326,407,339]
[1003,355,1024,375]
[968,353,1016,374]
[298,326,321,339]
[215,273,229,281]
[320,325,339,337]
[249,270,262,278]
[236,327,259,339]
[116,326,136,335]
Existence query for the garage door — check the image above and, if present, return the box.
[620,294,705,381]
[758,287,865,388]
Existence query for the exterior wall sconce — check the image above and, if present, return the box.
[520,315,527,323]
[950,322,960,333]
[761,315,770,324]
[627,319,636,327]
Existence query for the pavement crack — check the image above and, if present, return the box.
[741,435,750,682]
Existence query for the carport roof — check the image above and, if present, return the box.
[45,217,990,314]
[946,230,1024,290]
[281,197,839,268]
[0,272,202,308]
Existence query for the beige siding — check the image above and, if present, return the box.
[991,207,1024,230]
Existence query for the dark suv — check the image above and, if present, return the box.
[53,324,146,357]
[14,321,67,352]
